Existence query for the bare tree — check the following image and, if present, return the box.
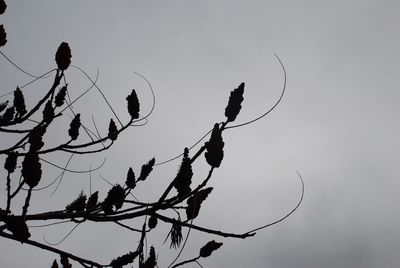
[0,2,303,267]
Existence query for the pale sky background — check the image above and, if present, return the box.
[1,1,400,268]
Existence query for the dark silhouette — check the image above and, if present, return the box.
[0,1,303,267]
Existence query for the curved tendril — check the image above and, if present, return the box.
[246,171,304,234]
[71,64,123,127]
[132,72,156,122]
[194,260,204,268]
[59,67,99,114]
[49,153,75,196]
[155,128,213,166]
[130,118,148,127]
[42,222,81,246]
[28,220,72,228]
[0,50,54,79]
[225,53,287,130]
[40,157,105,174]
[0,68,57,98]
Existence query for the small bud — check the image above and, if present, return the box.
[55,42,72,71]
[186,187,213,220]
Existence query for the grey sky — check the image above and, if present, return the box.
[1,1,400,267]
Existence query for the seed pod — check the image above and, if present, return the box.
[13,87,27,117]
[86,191,98,211]
[186,187,213,220]
[138,158,155,181]
[0,100,8,113]
[5,215,31,241]
[225,82,244,122]
[102,184,125,213]
[55,86,67,107]
[125,167,136,189]
[110,251,139,268]
[21,152,42,188]
[205,124,224,168]
[173,148,192,199]
[43,101,54,123]
[0,0,7,15]
[60,255,72,268]
[0,25,6,47]
[65,191,87,213]
[108,119,118,141]
[51,260,59,268]
[68,114,81,140]
[4,151,17,173]
[126,89,140,119]
[148,214,157,229]
[55,42,72,71]
[28,126,45,152]
[199,240,223,258]
[0,106,14,125]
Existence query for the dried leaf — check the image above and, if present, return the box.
[55,86,67,107]
[205,124,224,168]
[68,113,81,140]
[43,101,54,123]
[125,167,136,189]
[126,89,140,119]
[138,158,155,181]
[102,184,125,213]
[55,42,72,71]
[170,219,183,249]
[5,215,31,241]
[173,147,192,198]
[21,152,42,188]
[86,191,98,211]
[65,191,87,213]
[4,151,17,173]
[0,0,7,15]
[225,82,245,122]
[186,187,213,220]
[110,251,139,268]
[108,118,118,141]
[199,240,223,258]
[13,87,27,117]
[0,25,6,47]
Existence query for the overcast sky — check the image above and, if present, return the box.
[1,1,400,267]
